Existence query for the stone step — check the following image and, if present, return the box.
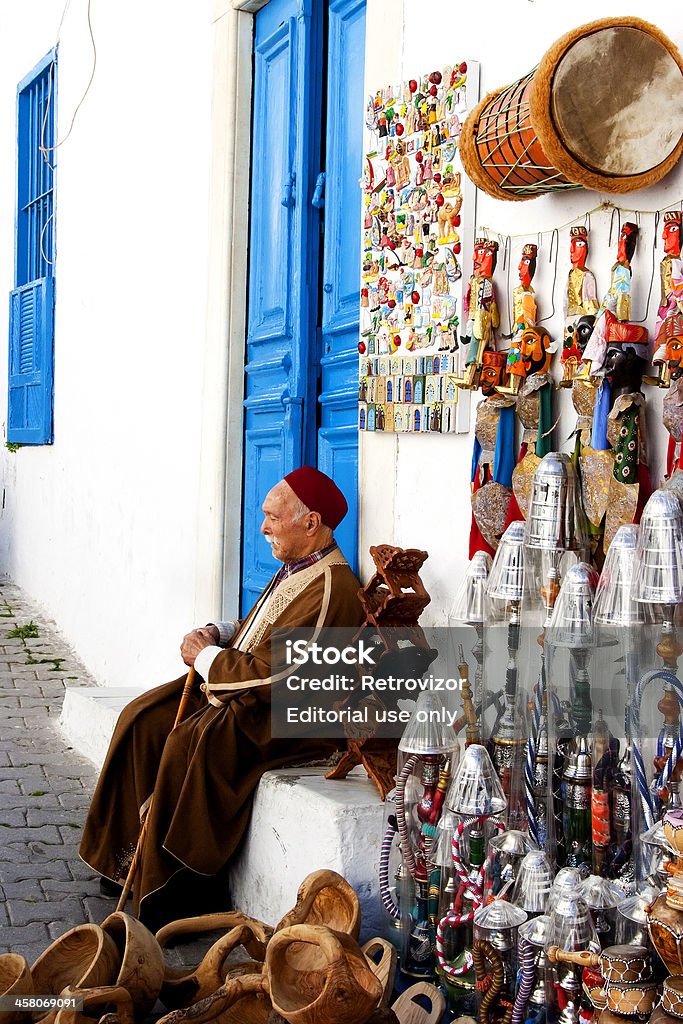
[60,687,145,768]
[60,689,386,939]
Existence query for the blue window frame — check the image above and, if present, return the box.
[8,52,56,445]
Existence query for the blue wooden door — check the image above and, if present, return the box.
[242,0,365,611]
[318,0,366,571]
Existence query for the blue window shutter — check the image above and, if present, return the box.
[8,277,54,444]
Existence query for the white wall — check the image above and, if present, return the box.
[0,0,214,686]
[360,0,683,622]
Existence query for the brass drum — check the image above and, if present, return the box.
[460,17,683,201]
[600,945,652,985]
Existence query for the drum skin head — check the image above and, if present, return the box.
[550,26,683,176]
[532,16,683,195]
[460,16,683,200]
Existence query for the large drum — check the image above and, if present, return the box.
[460,17,683,201]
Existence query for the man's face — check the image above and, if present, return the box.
[664,222,682,257]
[518,255,533,289]
[667,334,683,379]
[618,225,634,264]
[472,243,486,274]
[480,363,502,395]
[570,236,587,269]
[519,327,550,376]
[260,481,312,563]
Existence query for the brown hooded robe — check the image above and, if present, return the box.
[79,548,363,925]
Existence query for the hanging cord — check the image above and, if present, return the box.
[608,206,621,248]
[479,198,683,245]
[631,211,658,324]
[40,0,97,169]
[538,228,559,324]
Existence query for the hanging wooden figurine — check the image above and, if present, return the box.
[496,244,554,523]
[652,211,683,385]
[603,344,652,551]
[577,223,649,550]
[579,222,648,375]
[662,314,683,488]
[469,350,515,557]
[504,243,539,390]
[460,238,500,389]
[559,226,599,386]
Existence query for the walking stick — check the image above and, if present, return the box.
[115,666,197,912]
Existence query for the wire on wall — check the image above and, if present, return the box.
[39,0,97,169]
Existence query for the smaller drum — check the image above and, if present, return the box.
[600,945,652,985]
[663,977,683,1020]
[606,980,658,1018]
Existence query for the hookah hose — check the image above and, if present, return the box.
[435,817,505,979]
[632,669,683,828]
[394,754,419,878]
[525,676,544,847]
[473,939,511,1024]
[511,935,538,1024]
[379,814,401,920]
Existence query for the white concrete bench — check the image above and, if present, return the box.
[60,688,386,939]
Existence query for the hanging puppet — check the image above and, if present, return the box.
[469,350,515,557]
[560,226,599,386]
[496,245,553,524]
[652,211,683,384]
[576,223,649,548]
[602,343,653,550]
[460,238,500,388]
[579,222,648,375]
[662,314,683,488]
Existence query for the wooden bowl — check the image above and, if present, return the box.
[155,913,271,1010]
[265,924,382,1024]
[362,939,397,1009]
[31,926,120,1000]
[155,975,270,1024]
[0,954,33,1024]
[101,913,165,1018]
[275,870,361,939]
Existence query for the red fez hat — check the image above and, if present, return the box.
[284,466,348,529]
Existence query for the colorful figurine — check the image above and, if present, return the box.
[469,350,515,556]
[653,211,683,383]
[560,227,599,386]
[461,239,500,389]
[662,314,683,482]
[505,243,539,393]
[580,222,648,376]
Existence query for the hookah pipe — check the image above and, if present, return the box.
[525,566,562,848]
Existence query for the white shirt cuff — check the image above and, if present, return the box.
[194,645,223,682]
[207,620,239,646]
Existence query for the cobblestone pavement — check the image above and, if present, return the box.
[0,579,117,961]
[0,580,215,970]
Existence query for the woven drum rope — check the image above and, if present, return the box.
[116,667,197,913]
[459,16,683,202]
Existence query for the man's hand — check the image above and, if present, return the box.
[181,626,220,667]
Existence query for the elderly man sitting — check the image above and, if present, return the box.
[79,467,362,929]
